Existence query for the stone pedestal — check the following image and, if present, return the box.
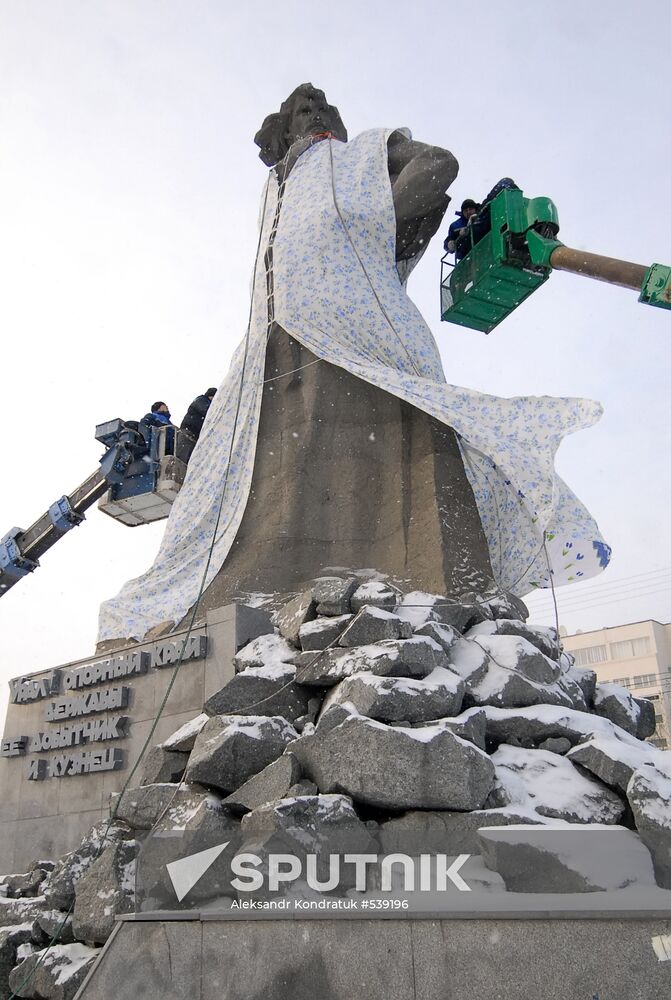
[74,914,671,1000]
[0,604,272,872]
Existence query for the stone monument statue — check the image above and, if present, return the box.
[98,84,609,644]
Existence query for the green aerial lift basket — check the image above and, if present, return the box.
[440,184,671,334]
[440,188,559,334]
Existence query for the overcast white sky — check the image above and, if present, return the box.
[1,0,670,724]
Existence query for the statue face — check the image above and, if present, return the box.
[285,90,341,146]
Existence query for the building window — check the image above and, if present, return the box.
[630,673,658,689]
[611,677,631,687]
[609,637,651,660]
[573,645,608,666]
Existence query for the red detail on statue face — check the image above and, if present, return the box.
[286,94,341,146]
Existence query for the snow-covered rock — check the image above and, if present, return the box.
[32,911,75,946]
[567,734,659,795]
[593,682,644,737]
[626,756,671,888]
[414,620,459,654]
[298,614,352,651]
[474,704,651,753]
[288,705,495,811]
[271,589,316,645]
[0,863,52,900]
[394,591,446,629]
[0,924,34,998]
[204,663,311,723]
[312,576,359,616]
[467,619,560,660]
[337,605,413,646]
[42,822,132,912]
[486,745,625,824]
[478,824,657,893]
[350,581,400,612]
[433,596,491,633]
[9,942,100,1000]
[240,794,376,894]
[113,783,187,831]
[185,715,298,793]
[73,839,138,944]
[160,713,209,752]
[222,753,303,814]
[322,667,464,724]
[294,636,446,687]
[233,633,298,673]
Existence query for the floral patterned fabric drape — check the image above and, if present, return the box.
[98,129,609,642]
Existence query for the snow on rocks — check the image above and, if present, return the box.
[294,636,447,687]
[185,715,298,793]
[350,581,400,612]
[593,682,646,737]
[271,589,316,645]
[633,697,657,740]
[626,755,671,888]
[298,614,352,651]
[9,942,100,1000]
[312,576,359,616]
[42,822,132,912]
[0,898,47,929]
[337,606,413,647]
[33,911,75,946]
[322,667,464,724]
[474,704,647,751]
[239,794,376,894]
[432,595,491,633]
[3,571,671,974]
[288,705,495,811]
[421,708,487,750]
[394,592,447,629]
[0,864,53,900]
[563,663,597,707]
[479,591,529,622]
[444,637,490,686]
[478,824,657,893]
[1,925,34,998]
[160,713,209,752]
[113,783,187,831]
[414,620,459,654]
[72,839,138,944]
[567,734,659,795]
[222,753,303,815]
[204,663,311,723]
[465,655,572,711]
[485,745,625,824]
[467,619,560,661]
[139,788,241,907]
[233,633,298,673]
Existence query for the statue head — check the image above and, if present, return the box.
[254,83,348,166]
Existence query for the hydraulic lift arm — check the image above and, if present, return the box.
[0,470,109,595]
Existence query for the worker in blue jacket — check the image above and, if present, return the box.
[143,401,172,427]
[444,199,479,257]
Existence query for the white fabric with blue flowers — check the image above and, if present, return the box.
[98,129,610,642]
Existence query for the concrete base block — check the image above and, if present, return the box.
[75,916,671,1000]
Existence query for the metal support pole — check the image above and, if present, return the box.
[549,245,648,291]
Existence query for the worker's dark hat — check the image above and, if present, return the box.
[461,199,478,212]
[206,388,217,396]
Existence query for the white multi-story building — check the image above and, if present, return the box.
[562,619,671,749]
